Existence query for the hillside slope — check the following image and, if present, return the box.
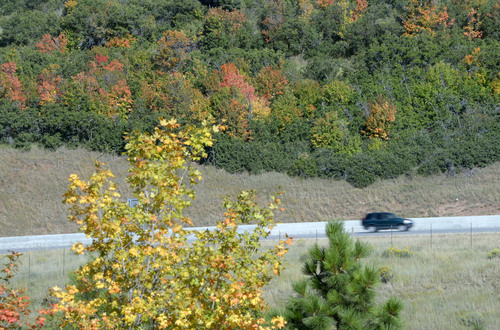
[1,0,498,189]
[1,145,498,237]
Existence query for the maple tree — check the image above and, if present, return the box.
[0,62,26,109]
[0,252,50,329]
[63,53,133,120]
[200,6,250,50]
[403,0,454,36]
[351,0,368,22]
[49,118,291,328]
[36,33,68,54]
[463,7,483,40]
[156,30,192,72]
[361,95,397,141]
[254,63,289,101]
[106,35,136,48]
[211,63,271,139]
[37,65,63,106]
[204,7,247,44]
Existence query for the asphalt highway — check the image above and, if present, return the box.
[1,215,499,253]
[273,226,500,241]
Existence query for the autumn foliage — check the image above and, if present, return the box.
[156,30,192,71]
[212,63,272,138]
[36,34,68,54]
[403,0,454,36]
[49,119,291,328]
[254,64,289,101]
[38,65,63,105]
[463,8,483,40]
[361,95,397,140]
[0,0,498,188]
[0,62,26,109]
[0,252,50,329]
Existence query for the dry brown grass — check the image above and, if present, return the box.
[0,145,131,236]
[7,233,500,328]
[1,144,499,236]
[264,232,500,329]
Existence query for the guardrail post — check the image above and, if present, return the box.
[390,225,393,246]
[430,223,432,250]
[63,249,65,276]
[470,223,472,249]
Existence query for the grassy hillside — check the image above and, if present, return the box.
[0,144,499,237]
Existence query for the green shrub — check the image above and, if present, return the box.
[458,311,485,329]
[313,150,348,180]
[382,246,412,258]
[287,156,318,178]
[344,153,378,188]
[40,133,63,151]
[371,151,411,179]
[208,134,247,173]
[416,149,453,176]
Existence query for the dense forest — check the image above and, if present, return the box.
[0,0,498,187]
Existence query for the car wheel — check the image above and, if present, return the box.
[398,224,407,231]
[368,226,377,233]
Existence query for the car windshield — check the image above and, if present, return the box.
[385,213,396,219]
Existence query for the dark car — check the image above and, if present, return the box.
[362,212,413,232]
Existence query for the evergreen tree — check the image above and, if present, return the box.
[284,221,403,329]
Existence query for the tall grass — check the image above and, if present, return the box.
[1,144,499,237]
[3,249,87,314]
[5,233,500,329]
[264,233,500,329]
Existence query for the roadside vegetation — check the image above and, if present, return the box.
[267,232,500,329]
[6,232,500,329]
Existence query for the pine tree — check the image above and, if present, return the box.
[284,221,403,329]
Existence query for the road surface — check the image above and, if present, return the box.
[1,215,499,253]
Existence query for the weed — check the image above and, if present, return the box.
[378,266,393,283]
[382,246,412,258]
[487,248,500,259]
[458,311,485,329]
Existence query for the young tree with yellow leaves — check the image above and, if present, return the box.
[49,118,290,329]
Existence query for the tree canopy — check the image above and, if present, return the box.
[0,0,498,187]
